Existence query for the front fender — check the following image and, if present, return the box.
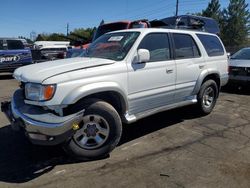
[62,82,128,108]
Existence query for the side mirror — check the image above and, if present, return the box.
[227,52,231,59]
[136,49,150,63]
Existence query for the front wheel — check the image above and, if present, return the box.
[196,80,218,115]
[63,99,122,160]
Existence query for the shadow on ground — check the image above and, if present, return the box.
[221,85,250,96]
[0,74,13,80]
[0,106,201,184]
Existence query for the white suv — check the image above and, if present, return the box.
[1,28,228,160]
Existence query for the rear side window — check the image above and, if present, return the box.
[197,34,224,56]
[0,40,4,50]
[173,33,200,59]
[138,33,171,62]
[7,40,24,50]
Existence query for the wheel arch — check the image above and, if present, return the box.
[62,83,128,119]
[193,70,221,96]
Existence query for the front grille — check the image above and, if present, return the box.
[229,66,250,76]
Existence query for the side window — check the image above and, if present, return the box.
[138,33,170,62]
[0,40,4,50]
[197,34,224,56]
[173,33,200,59]
[7,40,24,50]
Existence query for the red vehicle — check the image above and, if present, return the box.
[92,20,150,41]
[82,20,150,49]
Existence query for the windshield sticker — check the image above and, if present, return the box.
[108,36,124,42]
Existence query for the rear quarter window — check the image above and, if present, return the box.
[197,34,224,56]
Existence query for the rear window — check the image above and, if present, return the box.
[197,34,224,56]
[7,40,24,50]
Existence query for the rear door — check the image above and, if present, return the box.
[172,32,204,102]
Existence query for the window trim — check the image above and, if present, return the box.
[137,32,173,63]
[171,33,201,60]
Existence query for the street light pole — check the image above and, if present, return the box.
[176,0,179,16]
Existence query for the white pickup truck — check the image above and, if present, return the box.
[1,28,228,160]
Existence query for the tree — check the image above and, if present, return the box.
[222,0,250,46]
[202,0,221,20]
[35,34,47,41]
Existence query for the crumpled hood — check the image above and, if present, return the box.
[14,57,115,83]
[229,59,250,67]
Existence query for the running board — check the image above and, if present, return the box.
[124,96,197,124]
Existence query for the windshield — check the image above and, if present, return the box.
[93,22,129,41]
[231,48,250,60]
[85,32,140,61]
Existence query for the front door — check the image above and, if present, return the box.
[127,33,176,115]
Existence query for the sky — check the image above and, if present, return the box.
[0,0,246,38]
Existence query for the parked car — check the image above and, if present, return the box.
[150,15,220,35]
[228,47,250,88]
[1,28,228,160]
[0,38,33,72]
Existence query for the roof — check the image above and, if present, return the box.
[109,27,217,36]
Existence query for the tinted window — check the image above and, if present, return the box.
[173,33,200,59]
[231,48,250,60]
[138,33,170,62]
[0,40,4,50]
[7,40,24,50]
[197,34,224,56]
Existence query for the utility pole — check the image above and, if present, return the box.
[175,0,179,16]
[66,23,69,36]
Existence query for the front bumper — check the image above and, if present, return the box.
[1,89,84,145]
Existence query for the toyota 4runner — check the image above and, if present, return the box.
[1,28,228,160]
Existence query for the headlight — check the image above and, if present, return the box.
[25,83,56,101]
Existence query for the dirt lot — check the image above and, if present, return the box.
[0,73,250,188]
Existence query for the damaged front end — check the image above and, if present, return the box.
[1,89,84,145]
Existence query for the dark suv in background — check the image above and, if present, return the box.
[0,38,33,73]
[151,15,220,35]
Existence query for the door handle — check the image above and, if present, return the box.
[199,65,205,69]
[166,69,173,74]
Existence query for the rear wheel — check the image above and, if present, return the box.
[196,80,218,115]
[63,99,122,160]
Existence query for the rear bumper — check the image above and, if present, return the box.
[220,74,229,87]
[1,89,84,145]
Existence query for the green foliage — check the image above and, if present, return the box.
[199,0,250,47]
[222,0,250,46]
[35,28,96,46]
[202,0,221,20]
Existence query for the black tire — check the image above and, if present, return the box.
[63,99,122,160]
[196,80,218,115]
